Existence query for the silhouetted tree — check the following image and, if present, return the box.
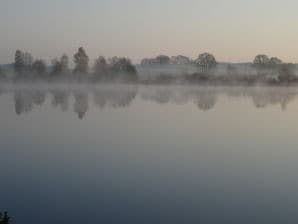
[51,54,70,76]
[14,50,25,74]
[73,47,89,74]
[14,50,34,76]
[195,53,217,73]
[108,57,137,80]
[0,212,10,224]
[32,60,47,76]
[253,54,270,68]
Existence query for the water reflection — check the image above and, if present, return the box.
[14,90,46,115]
[51,90,69,112]
[74,91,88,119]
[93,87,137,108]
[0,85,296,118]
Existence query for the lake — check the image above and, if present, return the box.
[1,84,298,223]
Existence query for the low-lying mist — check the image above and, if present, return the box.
[0,84,297,119]
[1,49,298,85]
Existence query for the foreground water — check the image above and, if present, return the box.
[1,84,298,223]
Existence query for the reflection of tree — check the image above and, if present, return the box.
[32,90,46,106]
[7,86,298,117]
[194,91,217,111]
[14,90,46,115]
[152,90,171,104]
[93,86,137,108]
[74,91,88,119]
[14,92,30,115]
[93,91,107,108]
[51,90,69,111]
[140,87,217,110]
[14,91,33,115]
[251,89,296,110]
[141,88,174,104]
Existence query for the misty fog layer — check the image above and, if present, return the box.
[1,49,298,85]
[0,84,297,118]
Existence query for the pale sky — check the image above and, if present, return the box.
[1,0,298,64]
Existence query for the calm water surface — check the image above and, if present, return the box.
[1,84,298,223]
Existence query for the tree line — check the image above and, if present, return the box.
[141,53,217,73]
[141,53,297,84]
[11,47,137,82]
[0,49,297,84]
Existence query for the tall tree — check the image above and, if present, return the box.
[73,47,89,74]
[14,50,25,74]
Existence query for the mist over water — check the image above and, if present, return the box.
[0,84,297,118]
[1,84,298,223]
